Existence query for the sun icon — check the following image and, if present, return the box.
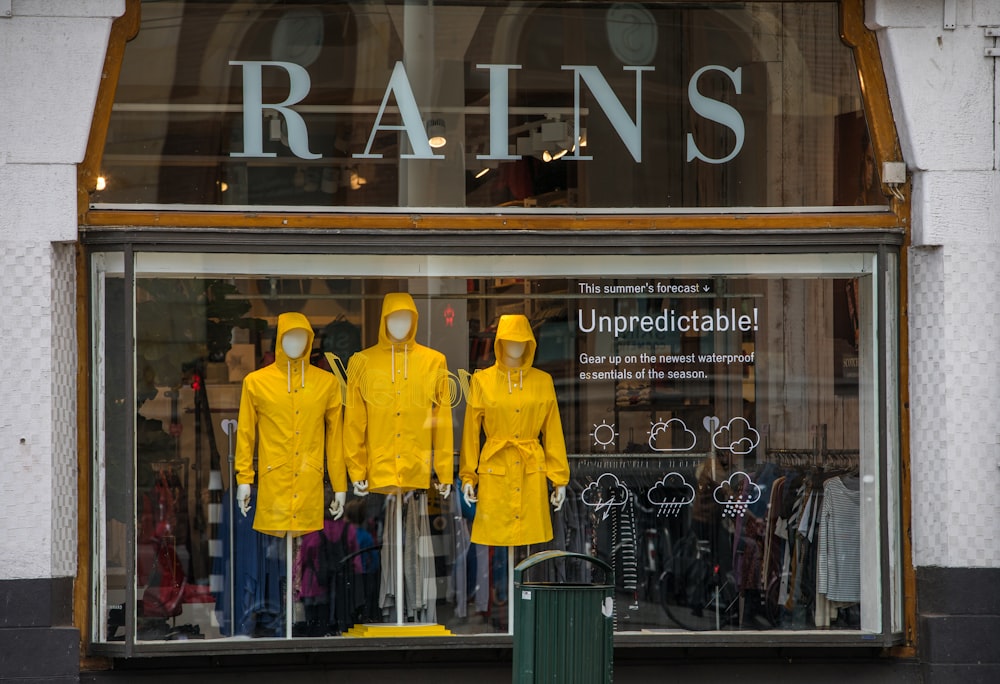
[590,420,618,450]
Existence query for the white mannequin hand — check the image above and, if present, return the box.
[236,484,251,517]
[550,485,566,512]
[353,480,369,497]
[435,482,452,500]
[462,482,478,506]
[329,491,346,520]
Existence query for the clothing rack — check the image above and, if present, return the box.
[763,423,859,466]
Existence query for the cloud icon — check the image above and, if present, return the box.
[647,418,697,452]
[647,472,696,517]
[711,417,761,455]
[581,472,631,520]
[712,471,762,518]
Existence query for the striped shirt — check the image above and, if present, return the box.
[816,476,861,603]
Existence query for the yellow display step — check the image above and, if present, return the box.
[343,623,453,638]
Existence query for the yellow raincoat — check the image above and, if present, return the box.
[460,314,570,546]
[343,293,454,494]
[235,312,346,537]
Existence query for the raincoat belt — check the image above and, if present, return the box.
[480,438,544,472]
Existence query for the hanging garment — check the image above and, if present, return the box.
[817,475,861,603]
[460,314,570,546]
[344,293,454,494]
[403,491,437,622]
[448,491,472,618]
[235,312,347,536]
[211,487,284,637]
[380,496,399,615]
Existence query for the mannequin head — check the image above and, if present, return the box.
[281,328,309,359]
[501,339,527,364]
[385,310,415,343]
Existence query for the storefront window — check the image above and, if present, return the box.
[92,0,886,211]
[91,248,895,646]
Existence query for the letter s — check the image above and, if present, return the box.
[685,65,744,165]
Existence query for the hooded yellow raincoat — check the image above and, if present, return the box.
[235,312,346,537]
[460,314,570,546]
[343,293,454,494]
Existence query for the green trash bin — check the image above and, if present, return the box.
[513,550,614,684]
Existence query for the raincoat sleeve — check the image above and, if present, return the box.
[325,385,347,492]
[540,375,570,487]
[343,354,368,484]
[432,357,455,485]
[235,377,258,486]
[459,373,484,488]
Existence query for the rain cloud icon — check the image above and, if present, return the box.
[711,417,761,455]
[712,471,762,518]
[646,472,696,517]
[581,472,631,520]
[647,418,697,452]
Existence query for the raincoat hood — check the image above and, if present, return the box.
[275,311,315,392]
[494,314,537,371]
[379,292,419,348]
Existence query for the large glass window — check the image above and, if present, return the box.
[91,248,897,646]
[92,0,886,211]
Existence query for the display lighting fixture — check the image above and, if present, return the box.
[427,119,447,148]
[513,116,583,162]
[95,176,107,191]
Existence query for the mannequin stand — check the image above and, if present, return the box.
[344,489,452,637]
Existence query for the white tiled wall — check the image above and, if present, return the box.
[875,0,1000,568]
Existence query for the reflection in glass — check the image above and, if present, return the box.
[94,1,885,210]
[97,267,873,641]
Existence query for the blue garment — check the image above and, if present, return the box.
[211,486,285,636]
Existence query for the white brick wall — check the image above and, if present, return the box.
[0,1,123,580]
[874,0,1000,568]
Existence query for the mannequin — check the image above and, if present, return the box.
[460,314,569,547]
[344,293,453,498]
[343,293,454,625]
[235,312,347,535]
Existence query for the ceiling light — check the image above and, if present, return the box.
[427,119,447,149]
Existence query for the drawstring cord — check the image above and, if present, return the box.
[390,343,410,383]
[506,368,525,394]
[285,357,307,393]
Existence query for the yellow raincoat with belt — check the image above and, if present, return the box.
[235,312,346,537]
[343,293,454,494]
[460,314,570,546]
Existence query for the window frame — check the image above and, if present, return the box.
[83,228,903,656]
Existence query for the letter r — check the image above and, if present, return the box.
[230,60,320,160]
